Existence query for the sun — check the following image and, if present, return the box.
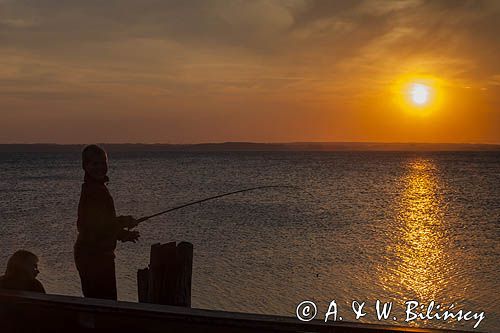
[410,83,430,106]
[392,74,445,115]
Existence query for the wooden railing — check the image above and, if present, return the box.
[0,290,473,333]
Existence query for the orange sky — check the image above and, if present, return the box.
[1,0,499,144]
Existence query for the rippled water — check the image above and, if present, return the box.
[0,151,498,332]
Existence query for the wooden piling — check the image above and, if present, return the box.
[137,268,149,303]
[174,241,193,307]
[138,242,193,307]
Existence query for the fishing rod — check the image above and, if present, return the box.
[135,185,308,225]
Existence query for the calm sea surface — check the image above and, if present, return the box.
[0,151,499,331]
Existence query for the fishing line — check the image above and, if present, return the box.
[135,185,313,225]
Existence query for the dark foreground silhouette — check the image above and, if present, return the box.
[74,144,139,300]
[0,250,45,293]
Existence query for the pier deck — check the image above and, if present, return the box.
[0,290,473,333]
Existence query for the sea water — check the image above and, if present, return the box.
[0,151,498,331]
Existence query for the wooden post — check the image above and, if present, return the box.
[137,242,193,307]
[174,241,193,307]
[149,242,176,305]
[137,268,149,303]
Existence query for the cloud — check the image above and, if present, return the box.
[1,1,497,74]
[0,1,308,51]
[0,0,499,143]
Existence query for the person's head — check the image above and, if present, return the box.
[82,144,108,180]
[6,250,40,280]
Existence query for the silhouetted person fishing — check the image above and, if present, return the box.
[74,144,139,300]
[0,250,45,293]
[73,145,307,302]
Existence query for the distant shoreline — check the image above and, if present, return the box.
[1,142,499,152]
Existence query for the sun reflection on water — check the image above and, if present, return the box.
[380,158,451,301]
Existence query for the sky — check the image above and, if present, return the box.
[1,0,499,144]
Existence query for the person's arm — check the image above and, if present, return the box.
[78,185,120,238]
[117,229,140,243]
[78,184,140,242]
[115,215,139,229]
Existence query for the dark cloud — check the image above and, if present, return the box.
[1,0,304,52]
[0,0,498,142]
[1,0,498,69]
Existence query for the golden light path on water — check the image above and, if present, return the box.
[397,159,445,299]
[379,159,463,311]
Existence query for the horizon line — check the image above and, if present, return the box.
[1,141,500,146]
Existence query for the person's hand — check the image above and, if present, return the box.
[122,230,140,243]
[117,215,139,229]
